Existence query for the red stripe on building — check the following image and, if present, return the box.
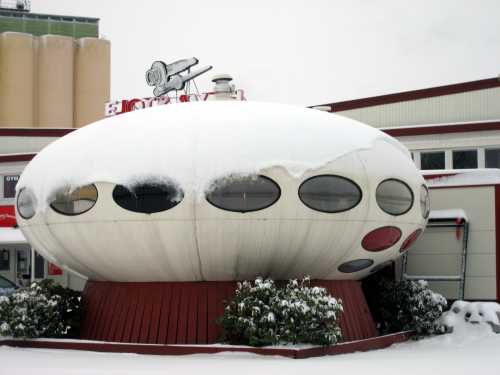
[383,121,500,137]
[315,77,500,112]
[0,128,74,137]
[0,153,37,163]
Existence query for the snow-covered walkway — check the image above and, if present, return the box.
[1,326,498,375]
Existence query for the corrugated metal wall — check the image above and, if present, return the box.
[406,186,497,300]
[336,87,500,128]
[80,280,377,345]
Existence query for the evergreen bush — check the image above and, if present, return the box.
[377,279,447,337]
[219,276,343,346]
[0,280,82,339]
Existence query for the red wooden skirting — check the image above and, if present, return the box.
[80,280,377,345]
[0,332,412,359]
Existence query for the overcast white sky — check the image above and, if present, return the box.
[33,0,500,106]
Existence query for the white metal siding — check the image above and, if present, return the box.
[336,87,500,128]
[405,186,497,300]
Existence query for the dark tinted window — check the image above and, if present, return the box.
[338,259,373,273]
[113,182,184,214]
[486,149,500,168]
[0,250,9,271]
[206,175,280,213]
[376,179,413,215]
[50,184,98,216]
[421,152,445,170]
[35,252,45,279]
[298,175,362,213]
[453,150,477,169]
[3,175,19,198]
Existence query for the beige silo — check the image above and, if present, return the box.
[0,32,36,128]
[74,38,110,128]
[37,35,74,128]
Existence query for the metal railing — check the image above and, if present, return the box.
[402,217,469,300]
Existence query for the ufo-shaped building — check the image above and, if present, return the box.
[15,101,429,344]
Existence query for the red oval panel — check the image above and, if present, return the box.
[362,226,402,252]
[400,229,423,253]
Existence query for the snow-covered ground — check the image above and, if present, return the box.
[1,326,499,375]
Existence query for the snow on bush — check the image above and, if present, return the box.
[219,276,343,346]
[0,280,82,339]
[440,300,500,334]
[377,279,447,337]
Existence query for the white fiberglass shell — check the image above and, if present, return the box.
[16,101,427,282]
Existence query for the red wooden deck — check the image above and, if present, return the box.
[0,332,412,359]
[80,280,377,345]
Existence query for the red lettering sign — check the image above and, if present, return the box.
[0,205,16,227]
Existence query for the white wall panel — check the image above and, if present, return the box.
[337,87,500,128]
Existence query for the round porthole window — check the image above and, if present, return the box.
[420,185,430,219]
[206,175,280,213]
[376,179,413,216]
[50,184,98,216]
[17,188,37,219]
[298,175,362,213]
[113,182,184,214]
[362,226,402,252]
[400,229,423,253]
[338,259,374,273]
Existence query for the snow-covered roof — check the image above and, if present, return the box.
[17,101,406,211]
[426,169,500,187]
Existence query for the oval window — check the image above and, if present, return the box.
[376,179,413,215]
[113,182,184,214]
[338,259,374,273]
[400,229,423,253]
[420,185,430,219]
[17,188,37,219]
[362,226,402,252]
[298,175,362,213]
[50,184,98,216]
[206,175,280,213]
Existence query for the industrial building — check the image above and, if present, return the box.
[314,77,500,301]
[0,2,109,289]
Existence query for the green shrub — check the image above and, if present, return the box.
[0,280,82,339]
[218,277,343,346]
[377,279,447,337]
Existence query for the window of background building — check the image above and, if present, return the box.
[453,150,478,169]
[0,249,9,271]
[485,149,500,168]
[3,175,19,198]
[34,252,45,279]
[420,152,445,170]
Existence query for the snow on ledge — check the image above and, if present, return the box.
[429,209,468,222]
[427,169,500,187]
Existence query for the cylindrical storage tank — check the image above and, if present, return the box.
[0,32,36,128]
[37,35,74,128]
[74,38,110,128]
